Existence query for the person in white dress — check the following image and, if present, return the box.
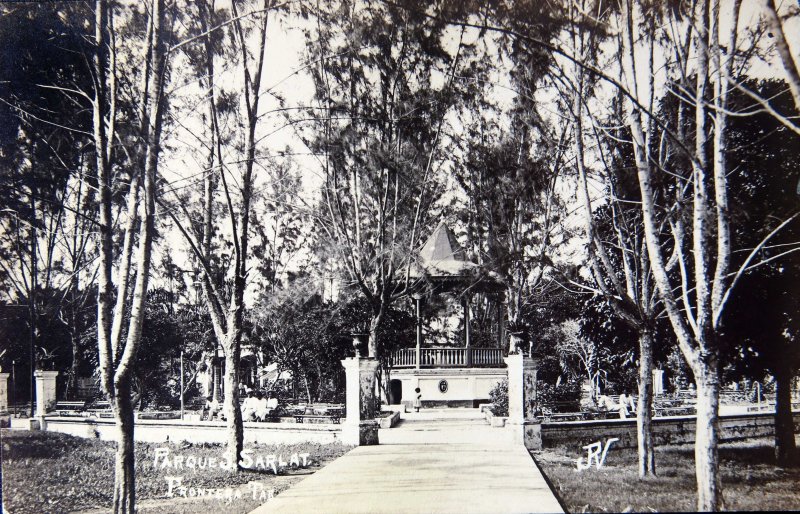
[253,391,269,421]
[241,391,257,421]
[266,392,279,413]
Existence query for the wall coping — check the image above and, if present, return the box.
[391,368,506,377]
[43,416,341,433]
[542,410,796,428]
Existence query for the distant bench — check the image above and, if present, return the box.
[86,400,113,418]
[54,401,86,416]
[50,399,113,418]
[294,414,341,424]
[655,406,695,417]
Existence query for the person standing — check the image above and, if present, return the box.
[414,387,422,412]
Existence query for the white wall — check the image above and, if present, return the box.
[392,369,506,405]
[41,417,343,445]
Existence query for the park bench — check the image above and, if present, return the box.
[654,398,683,409]
[655,406,695,417]
[540,400,580,414]
[294,413,341,424]
[54,401,86,416]
[546,412,586,422]
[86,400,113,418]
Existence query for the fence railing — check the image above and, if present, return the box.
[390,347,504,368]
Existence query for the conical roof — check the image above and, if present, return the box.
[409,221,505,292]
[415,223,476,277]
[419,223,467,262]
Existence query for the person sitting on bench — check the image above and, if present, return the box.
[597,394,623,417]
[253,391,269,421]
[620,391,636,417]
[205,396,222,421]
[266,392,279,413]
[241,391,257,421]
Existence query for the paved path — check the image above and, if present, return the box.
[250,409,564,514]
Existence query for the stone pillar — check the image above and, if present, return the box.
[504,354,541,450]
[0,372,9,412]
[341,357,380,446]
[211,357,222,402]
[34,370,58,417]
[652,369,664,396]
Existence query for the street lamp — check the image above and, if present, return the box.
[11,359,16,413]
[179,349,185,420]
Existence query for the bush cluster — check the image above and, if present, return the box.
[488,379,509,416]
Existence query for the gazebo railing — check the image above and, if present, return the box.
[390,347,505,368]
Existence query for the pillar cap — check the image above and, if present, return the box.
[33,370,59,378]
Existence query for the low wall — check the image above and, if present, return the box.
[541,412,800,449]
[391,368,506,408]
[41,416,343,445]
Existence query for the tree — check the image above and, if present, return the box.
[453,115,569,354]
[433,0,793,507]
[301,0,469,369]
[761,0,800,115]
[0,2,97,408]
[615,0,753,507]
[90,0,170,509]
[450,2,567,356]
[519,0,665,476]
[163,0,281,470]
[721,81,800,465]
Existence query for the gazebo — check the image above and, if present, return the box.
[388,223,507,408]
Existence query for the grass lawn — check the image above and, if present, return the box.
[534,436,800,512]
[1,429,351,514]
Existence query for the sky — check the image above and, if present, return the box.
[152,0,799,302]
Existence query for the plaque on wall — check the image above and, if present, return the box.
[438,379,448,393]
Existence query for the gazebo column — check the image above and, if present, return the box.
[464,296,472,367]
[413,294,422,369]
[498,295,507,352]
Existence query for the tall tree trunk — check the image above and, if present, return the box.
[773,364,797,466]
[368,304,384,359]
[69,335,80,398]
[695,366,722,511]
[90,0,167,509]
[762,0,800,112]
[112,379,135,512]
[223,334,243,470]
[637,330,656,477]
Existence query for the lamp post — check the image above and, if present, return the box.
[180,349,185,420]
[412,293,423,370]
[212,342,221,403]
[11,359,15,414]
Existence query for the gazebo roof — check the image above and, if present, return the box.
[410,223,503,293]
[415,223,477,277]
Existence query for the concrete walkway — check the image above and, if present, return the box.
[250,409,564,514]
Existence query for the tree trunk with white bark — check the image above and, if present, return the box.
[694,366,722,511]
[112,380,136,512]
[637,330,656,477]
[223,333,243,469]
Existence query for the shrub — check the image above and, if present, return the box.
[536,381,582,412]
[489,379,509,416]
